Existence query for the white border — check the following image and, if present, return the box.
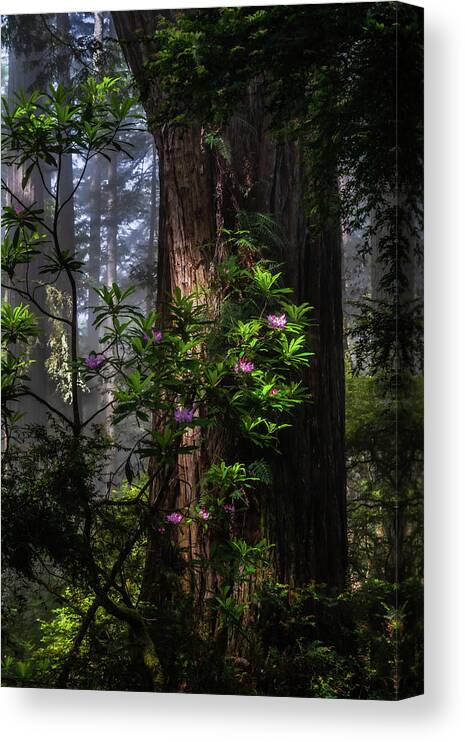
[1,1,465,740]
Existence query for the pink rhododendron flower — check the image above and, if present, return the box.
[266,313,287,329]
[166,512,183,524]
[223,503,235,514]
[199,506,210,520]
[269,387,279,396]
[174,407,194,423]
[151,328,163,342]
[84,353,105,370]
[157,526,166,533]
[234,357,255,374]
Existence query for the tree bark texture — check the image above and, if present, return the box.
[147,141,159,312]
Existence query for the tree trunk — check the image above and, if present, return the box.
[86,158,102,350]
[146,141,159,312]
[86,12,104,351]
[227,96,347,588]
[104,153,119,448]
[106,155,118,288]
[113,10,347,597]
[6,16,50,426]
[55,13,78,415]
[55,40,75,247]
[274,214,347,588]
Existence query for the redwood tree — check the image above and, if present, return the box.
[112,8,347,591]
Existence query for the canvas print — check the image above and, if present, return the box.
[1,3,424,699]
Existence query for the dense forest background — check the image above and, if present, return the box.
[1,3,423,699]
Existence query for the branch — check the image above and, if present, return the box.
[40,15,94,73]
[55,597,101,687]
[1,180,52,234]
[56,151,90,218]
[54,512,144,688]
[17,390,73,427]
[34,576,86,617]
[1,283,72,326]
[54,153,81,433]
[97,471,154,508]
[81,400,113,428]
[35,159,56,200]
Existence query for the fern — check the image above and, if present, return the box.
[237,211,287,252]
[203,130,231,162]
[248,459,273,486]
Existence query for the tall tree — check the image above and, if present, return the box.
[86,11,104,350]
[4,15,51,425]
[105,155,118,289]
[113,8,347,592]
[55,14,76,261]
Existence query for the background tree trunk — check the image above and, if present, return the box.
[86,12,104,351]
[56,13,76,265]
[86,158,102,350]
[106,155,118,289]
[103,153,119,447]
[5,15,50,426]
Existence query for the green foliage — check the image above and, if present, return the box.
[2,588,149,691]
[348,297,423,377]
[147,3,422,288]
[203,129,231,162]
[1,303,39,420]
[89,251,311,453]
[251,266,291,300]
[1,15,423,698]
[213,586,247,633]
[2,77,141,170]
[2,234,313,691]
[242,578,422,699]
[236,211,287,253]
[201,460,257,505]
[1,302,39,345]
[1,75,143,437]
[345,372,423,586]
[1,73,317,694]
[1,423,110,580]
[1,218,44,279]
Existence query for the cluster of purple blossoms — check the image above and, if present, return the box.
[84,353,105,371]
[143,328,162,343]
[266,313,287,329]
[174,407,194,423]
[199,506,210,520]
[166,511,183,525]
[223,503,235,515]
[234,357,255,374]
